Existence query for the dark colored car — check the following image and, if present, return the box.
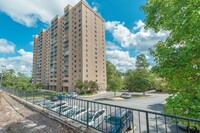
[98,109,134,133]
[120,92,131,99]
[57,93,65,100]
[50,95,58,101]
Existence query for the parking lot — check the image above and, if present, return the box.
[79,90,169,112]
[2,87,197,133]
[33,91,192,133]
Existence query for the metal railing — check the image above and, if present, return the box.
[1,87,200,133]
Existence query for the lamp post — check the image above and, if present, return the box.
[0,65,6,89]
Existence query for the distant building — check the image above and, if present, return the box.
[32,0,107,92]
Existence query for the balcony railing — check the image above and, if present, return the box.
[1,87,199,133]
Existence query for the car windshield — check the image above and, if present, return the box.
[62,107,73,112]
[81,113,94,122]
[51,103,65,108]
[66,109,76,117]
[106,116,121,125]
[61,105,68,109]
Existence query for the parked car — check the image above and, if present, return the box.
[52,104,70,113]
[66,92,78,98]
[79,109,106,127]
[44,101,67,109]
[34,97,51,105]
[98,109,134,133]
[35,99,54,107]
[50,95,58,101]
[50,102,68,112]
[62,106,78,116]
[120,92,131,99]
[57,93,65,100]
[65,107,87,118]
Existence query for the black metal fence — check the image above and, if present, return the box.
[1,87,200,133]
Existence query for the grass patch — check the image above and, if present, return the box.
[132,94,152,98]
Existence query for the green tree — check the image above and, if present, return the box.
[106,61,123,94]
[83,80,90,90]
[106,61,117,82]
[125,69,153,96]
[35,83,44,90]
[75,80,85,91]
[107,76,123,96]
[89,81,98,91]
[135,54,149,69]
[142,0,200,122]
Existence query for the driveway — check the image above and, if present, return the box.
[78,91,188,133]
[79,90,169,112]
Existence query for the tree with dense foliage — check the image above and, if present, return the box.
[108,76,123,96]
[75,80,85,91]
[106,61,117,81]
[135,54,149,69]
[1,69,34,90]
[35,83,44,90]
[106,61,123,95]
[142,0,200,125]
[125,69,153,96]
[89,81,98,91]
[125,54,153,95]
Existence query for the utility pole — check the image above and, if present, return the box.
[0,65,6,89]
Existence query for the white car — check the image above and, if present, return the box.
[66,92,78,98]
[44,101,67,109]
[51,103,68,112]
[65,107,88,118]
[34,98,51,106]
[79,109,106,127]
[62,106,78,116]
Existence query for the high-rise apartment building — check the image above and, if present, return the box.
[32,0,107,92]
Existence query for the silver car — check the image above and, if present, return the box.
[65,107,87,118]
[66,92,78,98]
[79,109,106,127]
[62,106,78,116]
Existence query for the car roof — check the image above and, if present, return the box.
[109,109,129,117]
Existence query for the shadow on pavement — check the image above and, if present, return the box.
[147,103,163,112]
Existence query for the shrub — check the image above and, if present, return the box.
[78,91,85,95]
[86,90,93,95]
[155,88,162,92]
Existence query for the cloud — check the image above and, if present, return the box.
[106,50,136,72]
[0,49,33,77]
[92,2,99,12]
[0,39,15,53]
[29,41,34,46]
[106,41,121,50]
[0,0,80,27]
[133,20,145,30]
[93,6,98,12]
[105,20,169,51]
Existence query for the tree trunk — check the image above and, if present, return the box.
[143,91,145,96]
[114,91,116,97]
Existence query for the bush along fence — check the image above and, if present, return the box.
[1,87,200,133]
